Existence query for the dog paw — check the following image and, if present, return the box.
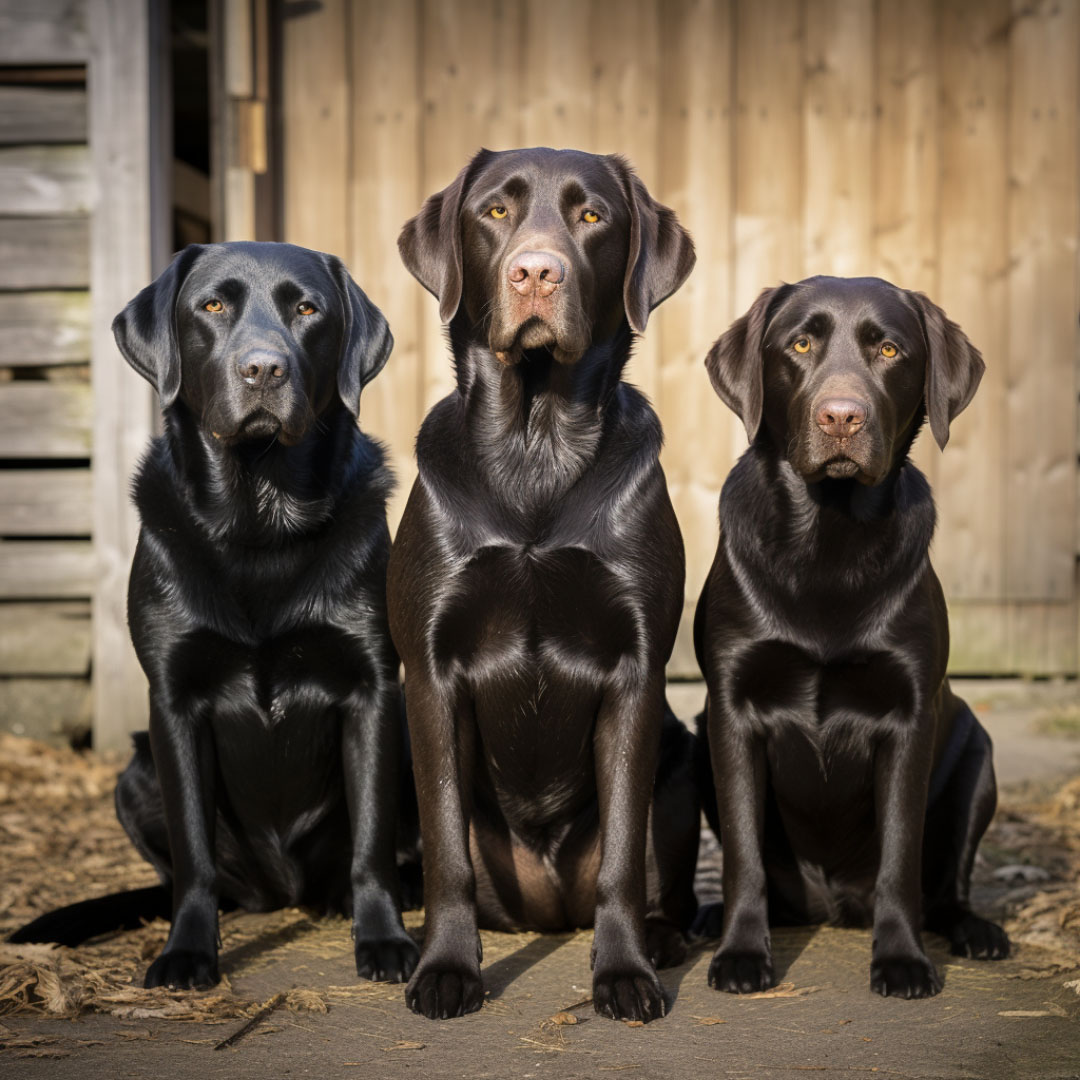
[144,948,219,990]
[644,920,688,969]
[405,961,484,1019]
[870,955,942,999]
[355,935,420,983]
[593,966,666,1023]
[707,949,774,994]
[945,914,1010,960]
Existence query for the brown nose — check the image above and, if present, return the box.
[237,352,289,390]
[815,397,867,438]
[508,251,566,298]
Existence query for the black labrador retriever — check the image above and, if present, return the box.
[695,275,1009,1000]
[390,148,700,1023]
[11,242,420,989]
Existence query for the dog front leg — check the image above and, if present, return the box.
[402,677,483,1019]
[591,679,666,1023]
[707,691,773,993]
[342,682,420,984]
[871,726,942,998]
[144,698,219,989]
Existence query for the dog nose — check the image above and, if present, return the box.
[508,251,566,298]
[237,352,289,390]
[815,397,867,438]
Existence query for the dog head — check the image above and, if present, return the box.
[398,147,695,362]
[705,276,984,484]
[113,242,392,446]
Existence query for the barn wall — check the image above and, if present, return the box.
[0,0,161,747]
[269,0,1080,677]
[0,11,95,739]
[266,0,1080,677]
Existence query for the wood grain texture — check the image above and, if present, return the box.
[0,85,87,145]
[0,146,90,215]
[934,0,1011,604]
[803,0,874,276]
[0,291,90,365]
[591,0,662,407]
[948,601,1078,676]
[872,0,941,494]
[1004,0,1079,601]
[0,382,91,457]
[348,0,423,532]
[0,469,92,536]
[419,0,524,410]
[0,0,90,65]
[0,540,95,599]
[0,601,91,676]
[87,0,159,747]
[657,0,736,676]
[519,0,594,149]
[0,218,89,289]
[234,0,1080,674]
[0,678,92,741]
[281,0,349,254]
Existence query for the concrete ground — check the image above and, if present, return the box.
[2,679,1079,1079]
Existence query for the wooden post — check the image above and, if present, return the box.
[88,0,169,748]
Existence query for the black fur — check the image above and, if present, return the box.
[391,148,699,1023]
[11,242,420,989]
[696,276,1008,1000]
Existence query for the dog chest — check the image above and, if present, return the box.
[726,639,917,799]
[161,624,376,732]
[431,544,639,677]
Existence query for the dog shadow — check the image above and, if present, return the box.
[482,932,574,1000]
[218,915,321,973]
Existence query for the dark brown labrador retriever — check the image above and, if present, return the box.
[391,148,699,1022]
[696,276,1009,1000]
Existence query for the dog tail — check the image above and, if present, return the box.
[7,886,172,947]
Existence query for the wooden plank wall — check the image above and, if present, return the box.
[0,53,95,739]
[0,1,160,748]
[270,0,1079,675]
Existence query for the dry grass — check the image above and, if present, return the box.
[0,733,1078,1026]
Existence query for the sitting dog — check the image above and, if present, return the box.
[390,148,700,1022]
[11,242,420,989]
[695,276,1009,999]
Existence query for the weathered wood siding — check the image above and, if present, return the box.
[270,0,1080,676]
[0,55,94,738]
[0,0,159,747]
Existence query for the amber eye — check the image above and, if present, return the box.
[204,299,224,313]
[490,205,507,219]
[880,341,898,358]
[793,337,810,354]
[582,209,600,224]
[297,301,317,316]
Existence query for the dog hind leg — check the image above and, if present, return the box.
[922,710,1009,960]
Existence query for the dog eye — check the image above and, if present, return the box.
[297,302,317,316]
[582,209,600,224]
[204,299,224,313]
[793,337,810,354]
[489,205,508,219]
[880,341,898,358]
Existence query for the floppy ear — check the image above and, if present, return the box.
[908,291,985,449]
[398,149,493,324]
[704,286,785,443]
[111,244,205,407]
[611,156,696,334]
[326,255,394,417]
